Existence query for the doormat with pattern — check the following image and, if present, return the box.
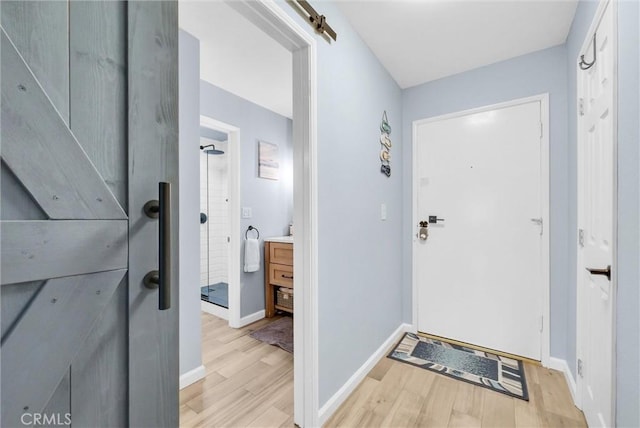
[388,332,528,400]
[249,316,293,353]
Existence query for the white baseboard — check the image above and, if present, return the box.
[179,364,205,390]
[201,300,228,320]
[234,309,265,328]
[318,323,412,426]
[549,357,578,406]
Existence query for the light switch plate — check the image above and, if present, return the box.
[242,207,252,219]
[381,203,387,221]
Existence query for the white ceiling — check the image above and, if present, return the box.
[336,0,578,88]
[180,1,578,115]
[179,1,293,118]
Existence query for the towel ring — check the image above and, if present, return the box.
[245,225,260,240]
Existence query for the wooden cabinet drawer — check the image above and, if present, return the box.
[269,263,293,287]
[269,242,293,266]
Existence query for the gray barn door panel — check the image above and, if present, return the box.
[1,270,126,427]
[1,29,126,220]
[1,220,128,284]
[1,1,178,426]
[70,1,128,208]
[71,278,128,428]
[0,1,69,123]
[1,281,45,339]
[0,162,47,220]
[128,2,180,426]
[66,5,130,425]
[42,370,71,426]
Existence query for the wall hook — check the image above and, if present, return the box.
[579,33,597,70]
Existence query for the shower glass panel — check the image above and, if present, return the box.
[199,130,229,308]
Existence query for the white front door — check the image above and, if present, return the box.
[414,99,545,360]
[577,0,615,426]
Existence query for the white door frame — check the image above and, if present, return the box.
[575,0,618,414]
[411,94,551,366]
[225,1,318,426]
[199,115,241,327]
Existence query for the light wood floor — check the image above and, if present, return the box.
[325,355,587,428]
[181,313,586,427]
[180,313,294,427]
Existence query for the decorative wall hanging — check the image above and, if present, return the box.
[258,141,279,180]
[379,111,392,177]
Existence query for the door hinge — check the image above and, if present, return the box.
[539,122,543,139]
[578,358,584,377]
[540,316,544,332]
[579,228,585,247]
[579,98,585,116]
[227,236,230,243]
[530,218,543,235]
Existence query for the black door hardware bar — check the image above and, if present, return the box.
[143,182,172,310]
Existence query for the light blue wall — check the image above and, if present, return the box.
[278,2,404,406]
[401,46,569,359]
[401,2,639,424]
[200,81,293,318]
[178,30,202,377]
[614,0,639,425]
[184,2,638,419]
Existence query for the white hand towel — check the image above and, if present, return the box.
[244,238,260,273]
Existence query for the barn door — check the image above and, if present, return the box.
[1,2,179,427]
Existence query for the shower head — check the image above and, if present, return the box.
[200,144,224,155]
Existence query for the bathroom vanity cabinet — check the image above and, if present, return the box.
[264,238,293,317]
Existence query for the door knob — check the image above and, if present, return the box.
[586,265,611,281]
[418,221,429,240]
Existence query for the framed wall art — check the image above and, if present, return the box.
[258,140,279,180]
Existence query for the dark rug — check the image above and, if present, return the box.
[249,317,293,353]
[388,332,528,400]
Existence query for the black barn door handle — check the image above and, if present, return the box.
[143,182,172,310]
[586,265,611,281]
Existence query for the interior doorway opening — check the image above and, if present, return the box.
[199,128,229,311]
[197,117,242,324]
[178,1,318,426]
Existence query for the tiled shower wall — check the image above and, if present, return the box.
[200,140,229,287]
